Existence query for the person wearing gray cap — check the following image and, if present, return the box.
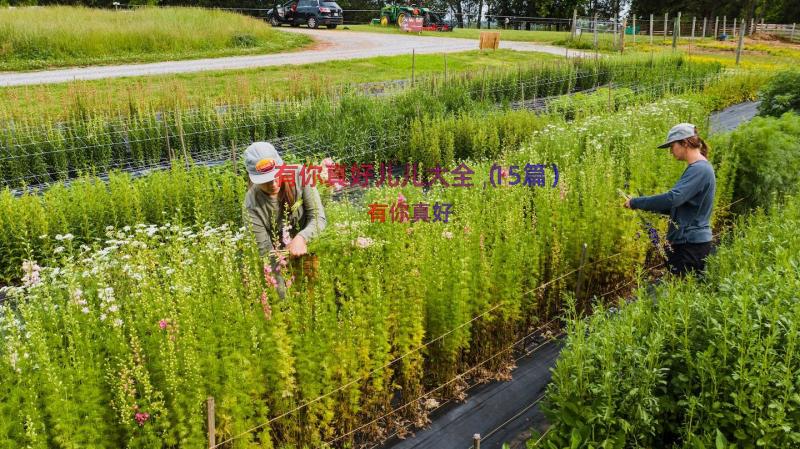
[242,142,327,300]
[623,123,715,277]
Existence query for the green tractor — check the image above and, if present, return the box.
[377,2,429,27]
[372,2,453,30]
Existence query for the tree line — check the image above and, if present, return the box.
[1,0,797,28]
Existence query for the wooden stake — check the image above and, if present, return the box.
[649,14,654,44]
[207,397,216,449]
[411,49,415,86]
[664,12,668,42]
[473,433,481,449]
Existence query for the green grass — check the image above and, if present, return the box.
[0,49,557,120]
[345,24,800,70]
[0,6,312,71]
[343,24,569,43]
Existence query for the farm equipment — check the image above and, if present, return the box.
[371,2,453,31]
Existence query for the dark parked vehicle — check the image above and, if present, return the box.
[267,0,343,29]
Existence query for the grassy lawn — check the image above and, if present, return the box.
[342,24,570,43]
[0,49,557,119]
[0,6,312,71]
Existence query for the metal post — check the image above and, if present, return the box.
[714,16,718,39]
[473,434,481,449]
[702,17,707,38]
[649,14,654,44]
[593,14,598,50]
[575,243,588,300]
[207,397,216,449]
[613,16,618,49]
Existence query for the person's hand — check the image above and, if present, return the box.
[286,234,307,257]
[623,198,632,209]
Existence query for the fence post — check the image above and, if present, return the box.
[664,12,668,42]
[691,16,696,42]
[473,433,481,449]
[593,14,598,50]
[723,16,726,36]
[649,14,654,44]
[735,18,745,65]
[207,397,216,449]
[443,53,447,80]
[702,17,707,38]
[792,23,796,41]
[732,18,737,39]
[672,13,680,50]
[714,16,718,39]
[570,8,577,40]
[750,17,755,35]
[620,18,627,53]
[632,15,636,43]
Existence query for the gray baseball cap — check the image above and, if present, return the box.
[243,142,283,184]
[658,123,697,148]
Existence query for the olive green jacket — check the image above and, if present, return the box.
[243,173,327,259]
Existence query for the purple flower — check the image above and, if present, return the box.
[158,319,168,330]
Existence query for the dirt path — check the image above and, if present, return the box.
[0,28,587,87]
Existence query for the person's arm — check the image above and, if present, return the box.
[296,183,327,243]
[244,206,276,258]
[630,165,707,213]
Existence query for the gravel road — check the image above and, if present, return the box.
[0,27,586,87]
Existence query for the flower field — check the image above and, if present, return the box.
[0,53,785,449]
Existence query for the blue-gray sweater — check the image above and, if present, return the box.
[630,160,715,244]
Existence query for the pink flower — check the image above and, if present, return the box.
[260,291,272,320]
[397,193,406,203]
[322,157,335,168]
[354,236,375,248]
[281,224,292,246]
[134,412,150,426]
[158,319,168,330]
[285,275,295,288]
[264,264,272,274]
